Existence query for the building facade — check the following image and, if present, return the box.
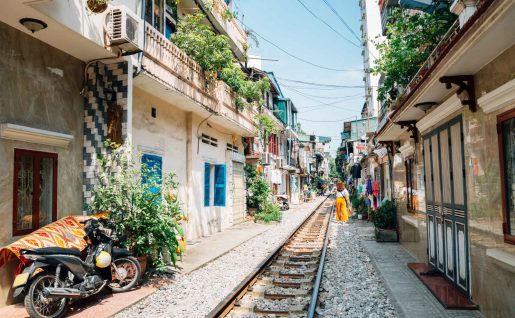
[0,0,256,306]
[375,0,515,316]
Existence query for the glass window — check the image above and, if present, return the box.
[14,149,57,236]
[499,112,515,242]
[145,0,176,37]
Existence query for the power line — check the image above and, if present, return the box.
[280,83,363,99]
[281,86,364,112]
[298,115,359,123]
[236,17,358,72]
[295,0,361,49]
[322,0,362,43]
[278,77,365,88]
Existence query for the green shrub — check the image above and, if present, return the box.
[88,142,186,269]
[255,201,282,223]
[372,200,398,230]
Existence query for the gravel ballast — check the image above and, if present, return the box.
[316,220,397,317]
[115,198,326,318]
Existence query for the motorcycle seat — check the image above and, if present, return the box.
[21,247,82,257]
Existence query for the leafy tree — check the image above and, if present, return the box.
[372,3,456,105]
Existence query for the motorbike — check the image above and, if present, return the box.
[12,218,142,318]
[275,194,290,211]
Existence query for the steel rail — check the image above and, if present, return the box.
[307,200,335,318]
[206,195,330,318]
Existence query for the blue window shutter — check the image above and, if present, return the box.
[214,164,226,207]
[204,163,211,207]
[142,154,162,194]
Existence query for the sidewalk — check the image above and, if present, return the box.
[0,198,324,318]
[357,223,484,318]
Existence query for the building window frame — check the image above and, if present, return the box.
[13,149,58,236]
[497,108,515,245]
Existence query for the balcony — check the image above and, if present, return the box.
[138,24,256,136]
[181,0,248,60]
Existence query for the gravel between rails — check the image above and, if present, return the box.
[115,197,326,318]
[316,220,397,318]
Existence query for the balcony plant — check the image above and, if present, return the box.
[172,13,270,109]
[371,199,398,242]
[88,142,186,271]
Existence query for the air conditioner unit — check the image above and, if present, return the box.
[107,6,143,53]
[277,157,284,168]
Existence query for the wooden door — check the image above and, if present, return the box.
[424,116,469,295]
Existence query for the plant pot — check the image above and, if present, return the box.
[136,256,148,274]
[248,207,257,216]
[87,0,108,13]
[375,228,398,242]
[357,214,363,220]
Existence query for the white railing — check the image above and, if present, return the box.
[142,24,256,132]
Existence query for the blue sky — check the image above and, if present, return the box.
[233,0,365,155]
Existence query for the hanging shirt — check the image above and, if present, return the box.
[271,170,282,184]
[366,178,373,195]
[351,164,362,178]
[373,180,380,197]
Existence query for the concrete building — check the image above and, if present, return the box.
[375,0,515,316]
[0,0,256,306]
[360,0,384,118]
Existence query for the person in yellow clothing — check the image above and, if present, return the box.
[335,181,350,222]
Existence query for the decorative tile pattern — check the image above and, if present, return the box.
[82,61,128,207]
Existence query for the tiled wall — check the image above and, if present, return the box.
[82,61,128,206]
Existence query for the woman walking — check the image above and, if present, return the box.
[335,181,350,222]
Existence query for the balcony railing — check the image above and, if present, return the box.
[142,24,256,133]
[211,0,248,51]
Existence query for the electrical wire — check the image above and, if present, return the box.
[235,17,359,72]
[277,77,365,88]
[279,83,363,99]
[298,115,360,123]
[295,0,361,49]
[321,0,362,43]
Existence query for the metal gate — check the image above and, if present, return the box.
[232,162,246,225]
[423,115,470,295]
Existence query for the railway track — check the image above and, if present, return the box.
[208,197,335,318]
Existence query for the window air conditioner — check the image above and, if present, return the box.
[107,6,142,53]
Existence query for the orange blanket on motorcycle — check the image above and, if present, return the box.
[0,216,88,268]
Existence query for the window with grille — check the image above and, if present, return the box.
[13,149,57,236]
[227,143,238,153]
[201,134,218,147]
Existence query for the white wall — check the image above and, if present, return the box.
[187,113,244,239]
[132,87,189,205]
[361,0,384,117]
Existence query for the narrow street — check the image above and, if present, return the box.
[0,0,514,317]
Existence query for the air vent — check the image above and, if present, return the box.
[201,134,218,147]
[227,143,238,153]
[107,6,142,53]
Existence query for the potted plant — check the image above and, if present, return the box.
[372,199,398,242]
[89,142,186,273]
[352,195,366,220]
[87,0,111,13]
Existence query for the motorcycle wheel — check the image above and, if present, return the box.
[24,273,68,318]
[109,256,142,293]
